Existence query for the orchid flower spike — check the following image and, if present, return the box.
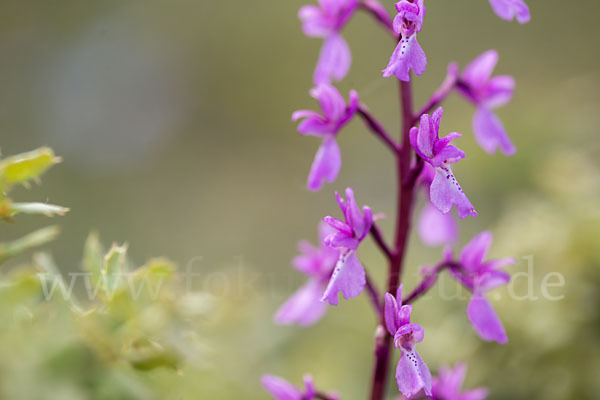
[384,285,432,398]
[383,0,427,81]
[299,0,359,84]
[321,187,373,305]
[293,84,359,191]
[410,107,477,218]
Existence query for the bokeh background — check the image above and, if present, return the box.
[1,0,599,399]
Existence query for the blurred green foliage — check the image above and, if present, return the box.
[0,0,599,399]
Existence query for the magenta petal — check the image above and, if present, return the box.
[323,216,353,235]
[322,250,366,305]
[384,292,400,335]
[261,375,303,400]
[467,293,508,344]
[325,231,359,249]
[477,269,511,292]
[482,75,514,108]
[382,34,426,82]
[473,107,516,156]
[307,136,341,191]
[488,0,530,24]
[431,144,465,167]
[460,231,492,272]
[396,348,433,398]
[311,83,347,122]
[274,279,329,326]
[314,33,351,85]
[461,388,490,400]
[430,166,477,219]
[418,202,458,247]
[461,50,498,90]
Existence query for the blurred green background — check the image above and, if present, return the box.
[1,0,599,399]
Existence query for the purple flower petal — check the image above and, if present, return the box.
[324,231,359,249]
[482,75,515,108]
[310,83,347,122]
[395,348,432,398]
[467,292,508,344]
[262,375,303,400]
[299,5,333,37]
[274,279,329,326]
[322,250,366,305]
[476,269,511,293]
[384,292,400,335]
[461,50,498,91]
[296,115,332,136]
[394,323,424,349]
[411,113,436,159]
[473,107,516,156]
[314,33,351,85]
[307,136,342,191]
[430,165,477,219]
[488,0,530,24]
[461,388,490,400]
[418,202,458,247]
[460,231,492,272]
[383,34,427,82]
[432,363,489,400]
[323,216,353,235]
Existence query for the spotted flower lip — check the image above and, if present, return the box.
[448,231,514,344]
[410,108,477,219]
[292,84,359,191]
[383,0,427,81]
[384,285,432,398]
[488,0,530,24]
[299,0,359,84]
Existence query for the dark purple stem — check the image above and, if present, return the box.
[369,79,417,400]
[403,261,460,305]
[358,2,398,39]
[370,223,394,260]
[413,69,459,125]
[365,269,384,320]
[358,106,399,152]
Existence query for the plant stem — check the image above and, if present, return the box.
[413,69,458,125]
[365,269,384,320]
[358,106,399,152]
[368,79,417,400]
[370,223,394,261]
[358,2,398,39]
[403,261,459,305]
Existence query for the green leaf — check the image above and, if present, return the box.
[0,147,61,189]
[0,226,60,264]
